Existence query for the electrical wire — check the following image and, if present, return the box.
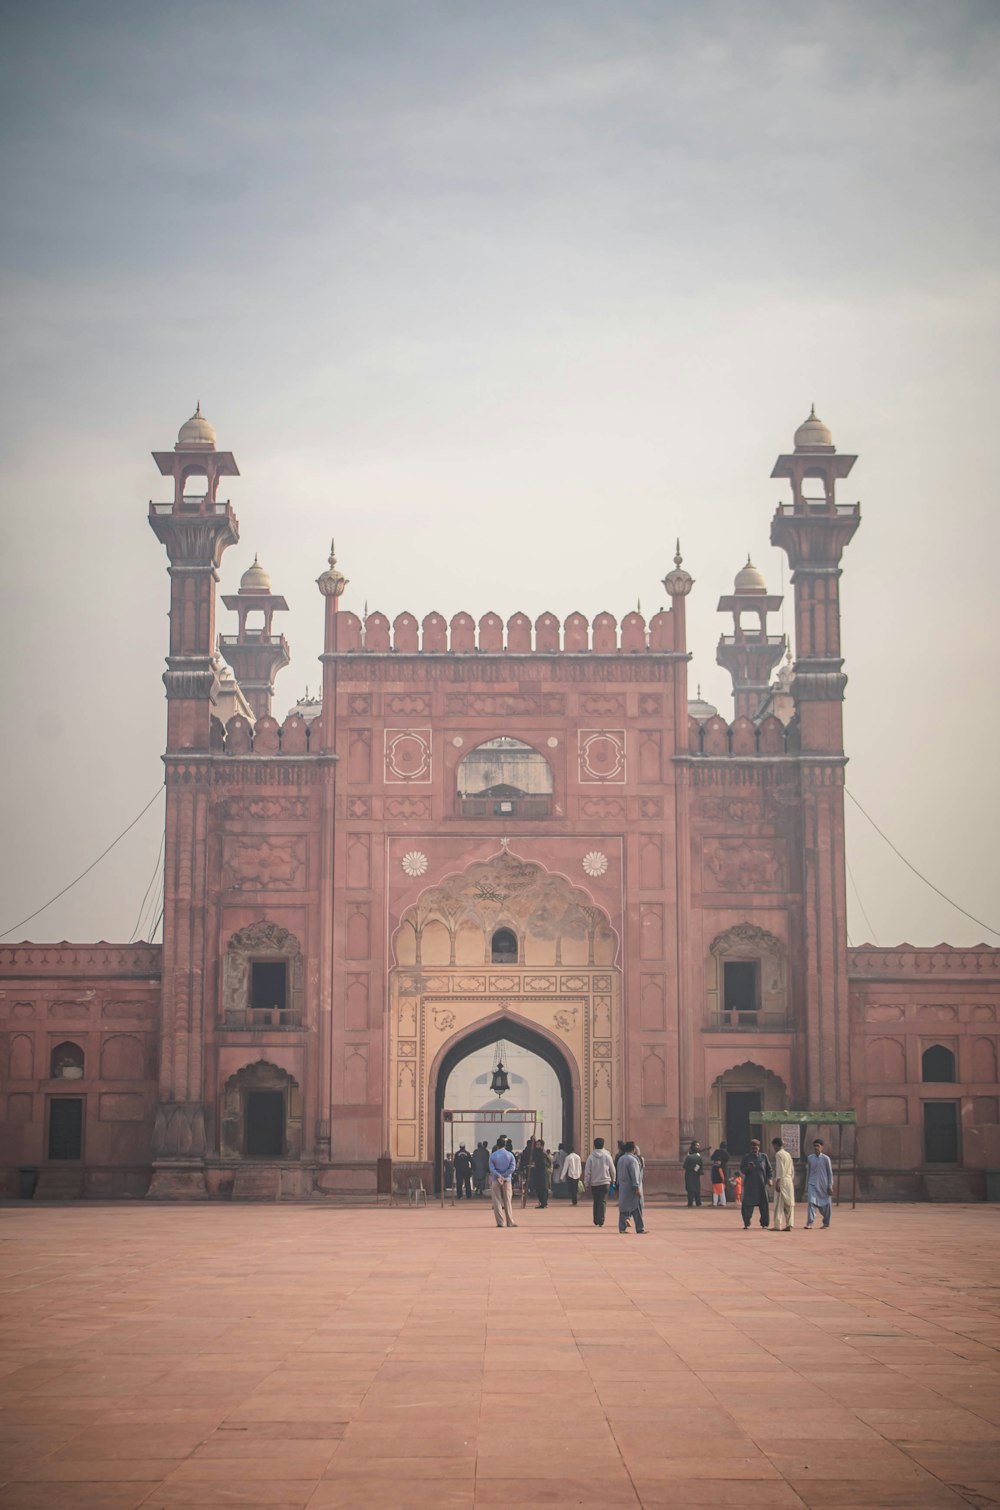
[0,786,164,942]
[128,824,165,943]
[845,787,1000,940]
[846,857,879,946]
[134,863,164,946]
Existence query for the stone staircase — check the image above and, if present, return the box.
[34,1168,84,1200]
[230,1164,281,1201]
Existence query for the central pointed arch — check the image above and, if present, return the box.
[430,1010,578,1183]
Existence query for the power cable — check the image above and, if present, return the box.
[845,787,999,940]
[129,824,165,943]
[0,786,164,942]
[846,857,879,946]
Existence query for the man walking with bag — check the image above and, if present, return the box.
[559,1146,582,1206]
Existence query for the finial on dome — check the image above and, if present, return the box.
[176,402,216,449]
[793,404,834,453]
[239,555,272,593]
[734,557,767,595]
[663,540,694,598]
[317,537,348,599]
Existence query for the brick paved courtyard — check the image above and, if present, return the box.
[1,1202,999,1509]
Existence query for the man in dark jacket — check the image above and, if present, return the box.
[682,1141,703,1208]
[454,1144,473,1200]
[740,1138,772,1229]
[531,1138,551,1209]
[471,1141,490,1197]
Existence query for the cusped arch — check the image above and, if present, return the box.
[220,1059,303,1159]
[708,923,786,1021]
[430,1008,579,1167]
[222,920,305,1028]
[391,850,619,968]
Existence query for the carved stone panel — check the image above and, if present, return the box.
[347,833,371,890]
[348,729,372,782]
[578,730,626,783]
[639,835,663,890]
[639,904,664,961]
[384,729,432,783]
[346,904,371,960]
[345,975,369,1031]
[641,1049,666,1107]
[703,840,787,892]
[224,837,306,891]
[640,974,665,1030]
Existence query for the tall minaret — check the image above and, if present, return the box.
[770,407,860,1109]
[149,404,240,750]
[147,406,239,1196]
[769,406,859,752]
[715,557,785,720]
[220,557,289,719]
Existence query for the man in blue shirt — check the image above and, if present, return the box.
[805,1138,834,1229]
[489,1137,517,1229]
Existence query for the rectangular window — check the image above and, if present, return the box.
[251,961,288,1014]
[923,1100,959,1164]
[48,1098,83,1160]
[723,960,760,1018]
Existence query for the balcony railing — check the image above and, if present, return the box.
[222,1008,303,1030]
[705,1010,793,1032]
[458,795,552,819]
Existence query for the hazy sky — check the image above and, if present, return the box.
[1,0,997,948]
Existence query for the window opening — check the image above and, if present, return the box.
[922,1045,956,1083]
[723,960,760,1021]
[251,961,288,1020]
[457,739,553,819]
[50,1042,85,1080]
[245,1090,285,1157]
[491,928,518,965]
[923,1100,959,1163]
[48,1098,83,1160]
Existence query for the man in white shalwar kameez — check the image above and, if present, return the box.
[770,1137,795,1231]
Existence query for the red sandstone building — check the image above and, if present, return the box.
[2,407,998,1201]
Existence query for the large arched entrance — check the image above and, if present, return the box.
[432,1014,576,1180]
[388,849,621,1171]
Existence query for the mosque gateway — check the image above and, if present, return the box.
[1,407,998,1201]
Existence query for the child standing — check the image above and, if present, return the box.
[710,1146,727,1206]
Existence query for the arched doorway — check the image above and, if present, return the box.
[220,1061,302,1159]
[432,1014,576,1181]
[388,849,621,1170]
[709,1062,788,1155]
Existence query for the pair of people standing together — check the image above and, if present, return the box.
[583,1138,645,1233]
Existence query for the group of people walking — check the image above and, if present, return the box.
[682,1135,835,1230]
[447,1131,835,1234]
[470,1134,648,1234]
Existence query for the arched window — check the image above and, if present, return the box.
[50,1042,85,1080]
[491,928,518,965]
[457,739,553,818]
[922,1045,956,1083]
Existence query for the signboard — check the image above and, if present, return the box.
[781,1124,801,1158]
[748,1109,857,1126]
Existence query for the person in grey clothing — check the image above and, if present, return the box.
[617,1140,646,1235]
[584,1137,616,1227]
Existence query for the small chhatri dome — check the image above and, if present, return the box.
[688,685,718,722]
[177,401,217,449]
[734,556,767,595]
[793,403,834,453]
[239,555,272,593]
